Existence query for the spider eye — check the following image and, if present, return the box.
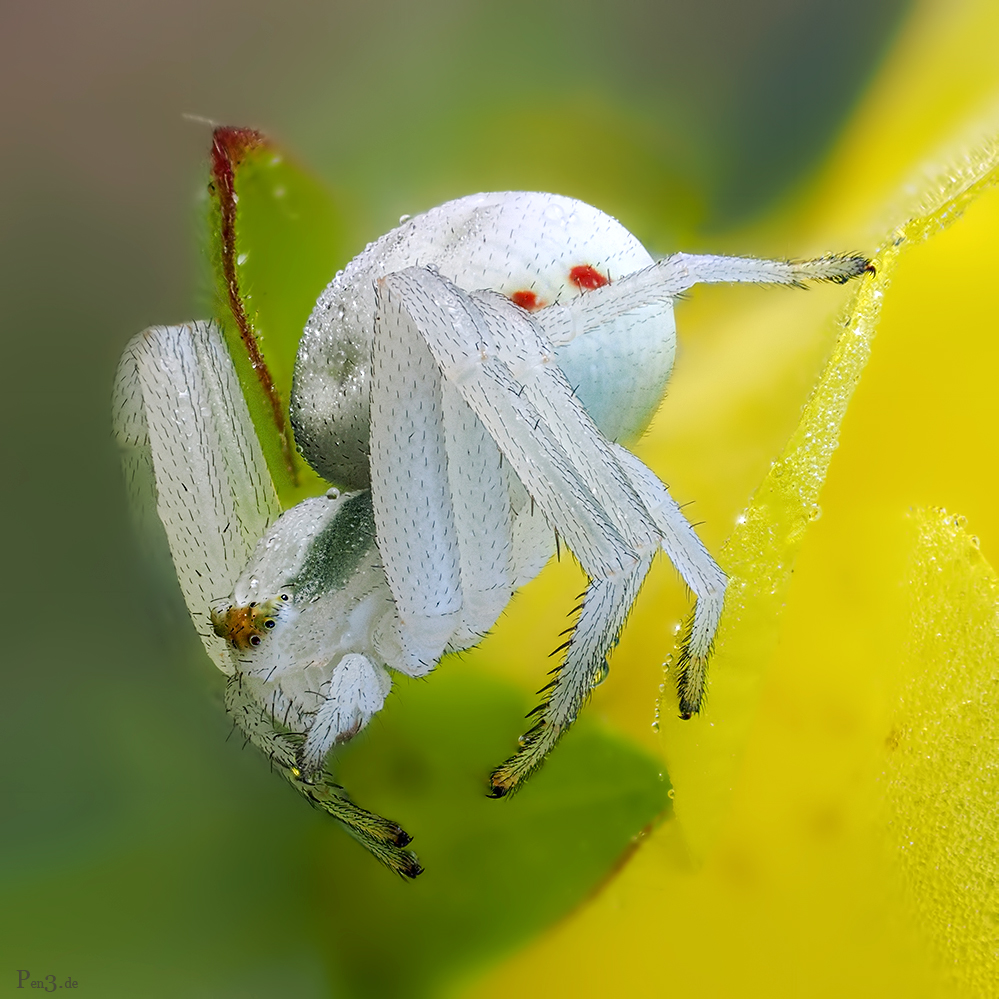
[249,635,262,647]
[280,593,289,601]
[264,619,276,629]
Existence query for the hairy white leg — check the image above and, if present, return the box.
[224,676,421,878]
[610,444,727,717]
[115,322,422,877]
[372,276,548,662]
[440,381,516,647]
[112,322,281,674]
[474,290,662,556]
[490,552,655,794]
[507,475,558,590]
[298,654,392,774]
[377,269,651,580]
[537,251,872,346]
[224,672,300,770]
[378,266,706,792]
[369,285,463,672]
[492,440,726,792]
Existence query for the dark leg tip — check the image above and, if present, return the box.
[399,856,424,879]
[679,711,693,720]
[487,780,511,799]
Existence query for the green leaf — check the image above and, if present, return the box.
[319,668,671,998]
[206,126,351,505]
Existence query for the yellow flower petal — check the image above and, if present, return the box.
[887,508,999,996]
[460,0,999,995]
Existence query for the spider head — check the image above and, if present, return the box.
[210,593,291,650]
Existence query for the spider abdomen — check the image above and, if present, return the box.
[291,192,676,489]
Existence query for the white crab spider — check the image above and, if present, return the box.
[113,191,869,876]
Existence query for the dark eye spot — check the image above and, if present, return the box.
[249,601,257,607]
[264,620,275,629]
[249,635,262,647]
[280,593,289,601]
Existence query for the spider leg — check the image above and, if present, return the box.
[491,441,728,791]
[610,444,727,718]
[378,267,690,793]
[112,322,281,674]
[370,278,514,673]
[439,381,516,647]
[489,551,655,795]
[225,675,422,878]
[115,323,421,877]
[537,251,872,347]
[297,653,392,774]
[376,269,658,580]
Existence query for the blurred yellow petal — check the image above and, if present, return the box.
[459,0,999,996]
[888,508,999,996]
[662,134,999,852]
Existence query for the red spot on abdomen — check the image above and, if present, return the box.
[569,264,609,291]
[510,290,543,311]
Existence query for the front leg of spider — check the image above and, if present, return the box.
[369,243,871,796]
[371,267,714,796]
[114,321,422,879]
[533,245,873,717]
[209,489,424,878]
[223,670,419,876]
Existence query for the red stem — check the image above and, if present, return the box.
[210,126,297,482]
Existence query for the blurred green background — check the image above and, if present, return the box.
[1,1,910,995]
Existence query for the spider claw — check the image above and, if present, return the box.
[391,825,413,848]
[398,856,424,879]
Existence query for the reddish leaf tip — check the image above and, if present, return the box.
[210,126,267,179]
[207,125,297,483]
